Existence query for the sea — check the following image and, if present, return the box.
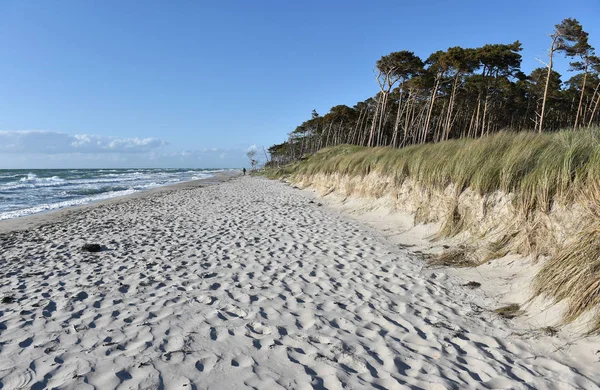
[0,168,223,221]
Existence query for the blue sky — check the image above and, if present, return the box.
[0,0,598,168]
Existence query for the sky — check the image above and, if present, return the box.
[0,0,598,168]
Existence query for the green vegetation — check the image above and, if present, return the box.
[278,129,600,212]
[267,18,599,166]
[532,187,600,332]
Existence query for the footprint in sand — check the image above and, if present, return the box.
[196,354,218,372]
[1,369,34,389]
[221,305,247,319]
[335,352,369,374]
[332,317,354,332]
[308,335,332,345]
[18,337,34,348]
[231,355,253,368]
[294,311,316,330]
[247,322,272,336]
[196,295,216,305]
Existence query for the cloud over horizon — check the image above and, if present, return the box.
[0,130,259,169]
[0,130,167,154]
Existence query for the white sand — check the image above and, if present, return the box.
[0,176,598,389]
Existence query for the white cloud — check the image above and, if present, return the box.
[0,131,260,168]
[0,130,167,154]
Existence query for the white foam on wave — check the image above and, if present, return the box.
[0,174,67,190]
[0,170,220,220]
[19,173,65,184]
[2,173,149,191]
[0,188,138,221]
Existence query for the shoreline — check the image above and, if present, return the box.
[0,170,240,234]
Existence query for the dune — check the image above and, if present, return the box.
[0,175,598,389]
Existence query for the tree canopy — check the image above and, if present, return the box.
[267,18,599,166]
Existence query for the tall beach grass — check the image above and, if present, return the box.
[282,129,600,212]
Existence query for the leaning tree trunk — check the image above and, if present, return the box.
[350,108,364,145]
[361,109,372,146]
[481,92,490,137]
[434,99,448,142]
[323,122,334,148]
[416,103,429,144]
[423,76,441,144]
[391,83,405,148]
[367,98,381,147]
[467,104,477,138]
[539,38,557,133]
[474,94,482,137]
[574,61,589,129]
[443,73,460,141]
[376,92,389,146]
[589,86,600,128]
[401,90,414,147]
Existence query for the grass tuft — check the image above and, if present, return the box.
[540,326,559,337]
[484,231,518,261]
[463,281,482,289]
[437,200,466,239]
[428,245,477,268]
[494,304,522,319]
[531,180,600,332]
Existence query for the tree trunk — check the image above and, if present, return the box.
[350,108,364,145]
[423,76,441,144]
[391,83,405,148]
[589,83,600,128]
[443,73,460,141]
[474,95,482,137]
[539,38,557,133]
[482,93,490,137]
[435,99,448,142]
[376,92,389,146]
[402,90,414,147]
[574,61,589,129]
[367,98,381,147]
[324,122,334,147]
[467,104,477,138]
[361,109,371,146]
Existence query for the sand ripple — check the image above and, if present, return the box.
[0,177,598,389]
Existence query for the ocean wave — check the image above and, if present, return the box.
[19,173,64,182]
[0,169,219,220]
[67,186,131,196]
[0,174,67,190]
[0,173,23,179]
[19,173,65,183]
[134,182,160,189]
[0,188,138,221]
[1,175,148,190]
[69,176,151,185]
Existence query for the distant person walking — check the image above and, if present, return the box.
[243,168,247,176]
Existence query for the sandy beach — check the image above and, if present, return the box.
[1,175,599,389]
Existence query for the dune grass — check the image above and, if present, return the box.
[494,304,523,319]
[268,128,600,332]
[428,245,477,268]
[532,181,600,332]
[285,129,600,213]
